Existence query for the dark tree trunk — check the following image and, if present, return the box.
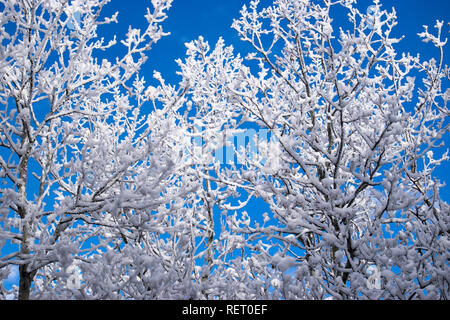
[18,265,34,300]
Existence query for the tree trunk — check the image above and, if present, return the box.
[18,222,35,300]
[18,265,34,300]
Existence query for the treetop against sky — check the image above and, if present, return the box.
[102,0,450,197]
[0,0,449,300]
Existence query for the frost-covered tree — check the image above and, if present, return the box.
[0,0,196,299]
[172,0,449,299]
[0,0,449,300]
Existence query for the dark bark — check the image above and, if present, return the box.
[18,265,35,300]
